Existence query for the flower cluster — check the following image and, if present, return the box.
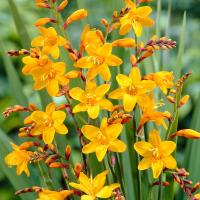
[3,0,200,199]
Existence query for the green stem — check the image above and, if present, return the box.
[158,173,163,200]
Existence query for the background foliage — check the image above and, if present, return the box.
[0,0,199,199]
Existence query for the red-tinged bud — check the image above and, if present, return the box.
[130,54,137,66]
[167,96,176,103]
[101,18,109,27]
[36,3,51,9]
[178,95,190,108]
[49,162,68,168]
[65,145,71,160]
[64,9,88,29]
[57,0,68,12]
[74,163,82,178]
[28,103,38,111]
[162,181,170,187]
[69,53,78,62]
[169,89,176,94]
[19,142,39,150]
[35,18,56,26]
[45,155,59,165]
[110,155,116,166]
[73,190,82,196]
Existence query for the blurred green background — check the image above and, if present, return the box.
[0,0,199,199]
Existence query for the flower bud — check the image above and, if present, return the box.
[112,38,136,48]
[64,9,88,29]
[178,95,190,108]
[74,162,82,177]
[35,18,56,26]
[167,96,176,103]
[65,145,71,160]
[57,0,68,12]
[101,18,109,27]
[49,162,68,168]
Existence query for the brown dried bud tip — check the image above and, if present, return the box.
[15,186,42,195]
[8,49,30,56]
[65,145,71,160]
[49,162,68,168]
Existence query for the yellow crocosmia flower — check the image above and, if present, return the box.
[194,194,200,199]
[31,62,68,96]
[137,93,170,131]
[22,48,50,75]
[170,129,200,139]
[80,24,104,53]
[37,189,74,200]
[69,170,120,199]
[31,27,67,59]
[24,102,68,144]
[134,129,177,179]
[74,43,123,81]
[119,0,154,36]
[112,38,136,48]
[143,71,174,94]
[81,118,126,161]
[69,81,113,119]
[109,67,156,112]
[4,143,34,176]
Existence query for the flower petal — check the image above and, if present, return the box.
[55,124,68,134]
[105,55,122,66]
[138,157,152,170]
[96,186,112,198]
[108,140,126,152]
[123,94,137,112]
[98,64,111,81]
[152,160,163,179]
[46,79,59,96]
[160,141,176,156]
[99,99,113,111]
[87,104,100,119]
[81,125,100,141]
[149,129,161,147]
[129,67,141,84]
[43,127,55,144]
[134,141,152,156]
[106,124,123,139]
[73,103,88,113]
[96,145,108,161]
[108,88,124,99]
[69,87,84,101]
[82,141,99,154]
[95,84,110,97]
[116,74,132,87]
[93,170,109,193]
[162,156,177,169]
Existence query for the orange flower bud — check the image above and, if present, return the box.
[74,162,82,177]
[112,38,136,48]
[169,89,176,94]
[35,18,56,26]
[171,129,200,139]
[65,145,71,160]
[28,103,38,111]
[69,53,78,61]
[66,70,80,79]
[18,132,28,137]
[36,3,51,9]
[49,162,68,168]
[57,0,68,12]
[19,142,38,150]
[64,9,88,29]
[178,95,190,108]
[167,96,176,103]
[101,18,109,27]
[130,54,137,66]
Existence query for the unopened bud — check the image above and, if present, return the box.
[167,96,176,103]
[64,9,88,29]
[35,18,56,26]
[74,162,82,177]
[49,162,68,168]
[101,18,109,27]
[65,145,71,160]
[112,38,136,48]
[178,95,190,108]
[57,0,68,12]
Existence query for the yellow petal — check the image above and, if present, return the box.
[125,0,136,9]
[99,99,113,111]
[43,127,55,144]
[119,23,132,35]
[31,36,44,46]
[108,140,126,152]
[123,94,137,112]
[135,6,152,16]
[96,186,112,198]
[129,67,141,84]
[73,103,87,113]
[86,66,99,80]
[69,87,84,101]
[52,111,66,124]
[82,141,99,154]
[87,105,100,119]
[69,183,89,194]
[55,124,68,134]
[50,46,60,59]
[152,160,163,179]
[81,125,100,140]
[81,195,94,200]
[116,74,132,87]
[74,57,93,68]
[106,124,123,139]
[46,79,59,96]
[149,129,161,147]
[162,156,177,169]
[79,172,92,190]
[98,43,112,56]
[96,145,108,161]
[105,55,122,66]
[138,157,152,170]
[98,64,111,81]
[108,88,124,99]
[134,141,152,156]
[160,141,176,156]
[139,17,154,27]
[95,84,110,96]
[93,170,109,192]
[46,102,55,114]
[52,62,66,75]
[132,21,142,37]
[171,129,200,139]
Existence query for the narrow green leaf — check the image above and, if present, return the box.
[175,12,186,80]
[0,129,35,200]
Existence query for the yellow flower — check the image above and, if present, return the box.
[81,118,126,161]
[69,81,113,119]
[69,170,120,199]
[137,93,171,131]
[170,129,200,139]
[4,143,34,176]
[22,48,50,75]
[31,27,67,59]
[74,43,122,81]
[31,61,68,96]
[143,71,174,94]
[194,194,200,199]
[24,103,68,144]
[109,67,156,112]
[119,0,154,36]
[37,189,74,200]
[134,129,177,178]
[80,24,104,53]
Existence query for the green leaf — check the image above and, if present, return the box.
[0,129,35,200]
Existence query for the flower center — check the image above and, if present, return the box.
[85,93,97,105]
[89,56,104,65]
[41,68,56,81]
[149,147,161,159]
